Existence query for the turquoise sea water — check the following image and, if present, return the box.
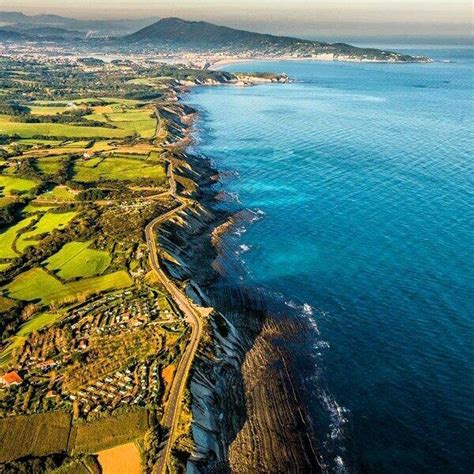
[189,47,473,472]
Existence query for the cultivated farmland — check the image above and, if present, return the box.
[46,240,111,279]
[70,409,149,454]
[0,411,72,462]
[72,156,166,183]
[0,175,37,196]
[15,211,77,252]
[4,268,132,304]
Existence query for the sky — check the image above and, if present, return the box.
[3,0,473,40]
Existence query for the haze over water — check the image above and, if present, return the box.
[189,47,473,472]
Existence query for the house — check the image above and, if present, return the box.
[1,371,23,387]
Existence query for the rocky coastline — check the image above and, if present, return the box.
[157,79,325,472]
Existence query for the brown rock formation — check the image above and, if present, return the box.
[229,319,324,473]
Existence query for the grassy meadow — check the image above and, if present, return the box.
[15,211,77,252]
[46,240,111,279]
[4,268,132,304]
[73,156,166,183]
[0,115,130,139]
[0,175,38,196]
[0,215,37,258]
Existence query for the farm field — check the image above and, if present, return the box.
[4,268,132,304]
[29,105,72,115]
[0,116,130,139]
[97,442,142,474]
[15,211,77,252]
[0,411,72,462]
[17,311,63,336]
[0,196,15,208]
[23,203,56,213]
[0,175,37,196]
[46,240,111,279]
[0,215,36,259]
[17,139,63,147]
[86,108,156,139]
[37,185,77,202]
[73,156,166,183]
[35,156,65,176]
[70,409,149,454]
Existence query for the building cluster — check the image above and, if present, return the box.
[0,289,183,419]
[68,360,161,416]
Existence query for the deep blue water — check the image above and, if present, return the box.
[189,47,473,473]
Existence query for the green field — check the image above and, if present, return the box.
[100,97,143,106]
[0,215,36,258]
[60,140,91,149]
[127,77,163,87]
[18,139,63,146]
[16,211,77,252]
[17,311,63,336]
[37,185,77,202]
[0,411,72,463]
[0,336,23,367]
[70,409,149,454]
[86,109,156,138]
[0,175,38,196]
[30,105,70,115]
[5,268,133,304]
[24,204,57,213]
[0,312,62,367]
[73,156,166,183]
[68,272,133,297]
[36,156,65,175]
[33,98,101,106]
[0,115,130,139]
[46,240,111,279]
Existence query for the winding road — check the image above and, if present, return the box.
[145,197,203,474]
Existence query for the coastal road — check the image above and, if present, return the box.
[145,200,203,474]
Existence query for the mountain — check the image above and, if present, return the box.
[0,11,29,24]
[3,26,84,39]
[124,17,424,62]
[0,29,30,41]
[0,11,160,36]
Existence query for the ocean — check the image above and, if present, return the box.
[188,46,473,473]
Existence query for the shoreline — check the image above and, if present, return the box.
[159,80,325,471]
[208,54,433,70]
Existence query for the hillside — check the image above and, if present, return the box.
[124,17,425,62]
[2,26,84,39]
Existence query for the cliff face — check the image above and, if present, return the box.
[156,150,323,473]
